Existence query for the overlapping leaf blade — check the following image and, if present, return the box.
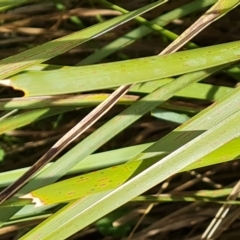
[0,0,166,79]
[20,101,240,239]
[4,41,240,96]
[0,1,239,239]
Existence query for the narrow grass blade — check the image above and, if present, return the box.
[17,84,240,237]
[20,136,240,206]
[151,109,190,124]
[20,110,240,239]
[78,0,217,65]
[134,196,240,205]
[0,107,74,135]
[0,0,166,79]
[17,66,228,194]
[0,0,31,11]
[0,82,232,110]
[0,136,239,188]
[225,66,240,81]
[5,188,240,207]
[2,41,239,96]
[0,64,225,223]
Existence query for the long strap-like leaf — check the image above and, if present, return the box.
[0,0,239,205]
[0,0,167,205]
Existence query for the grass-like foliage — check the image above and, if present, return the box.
[0,0,239,239]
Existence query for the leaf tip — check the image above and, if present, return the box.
[19,193,44,207]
